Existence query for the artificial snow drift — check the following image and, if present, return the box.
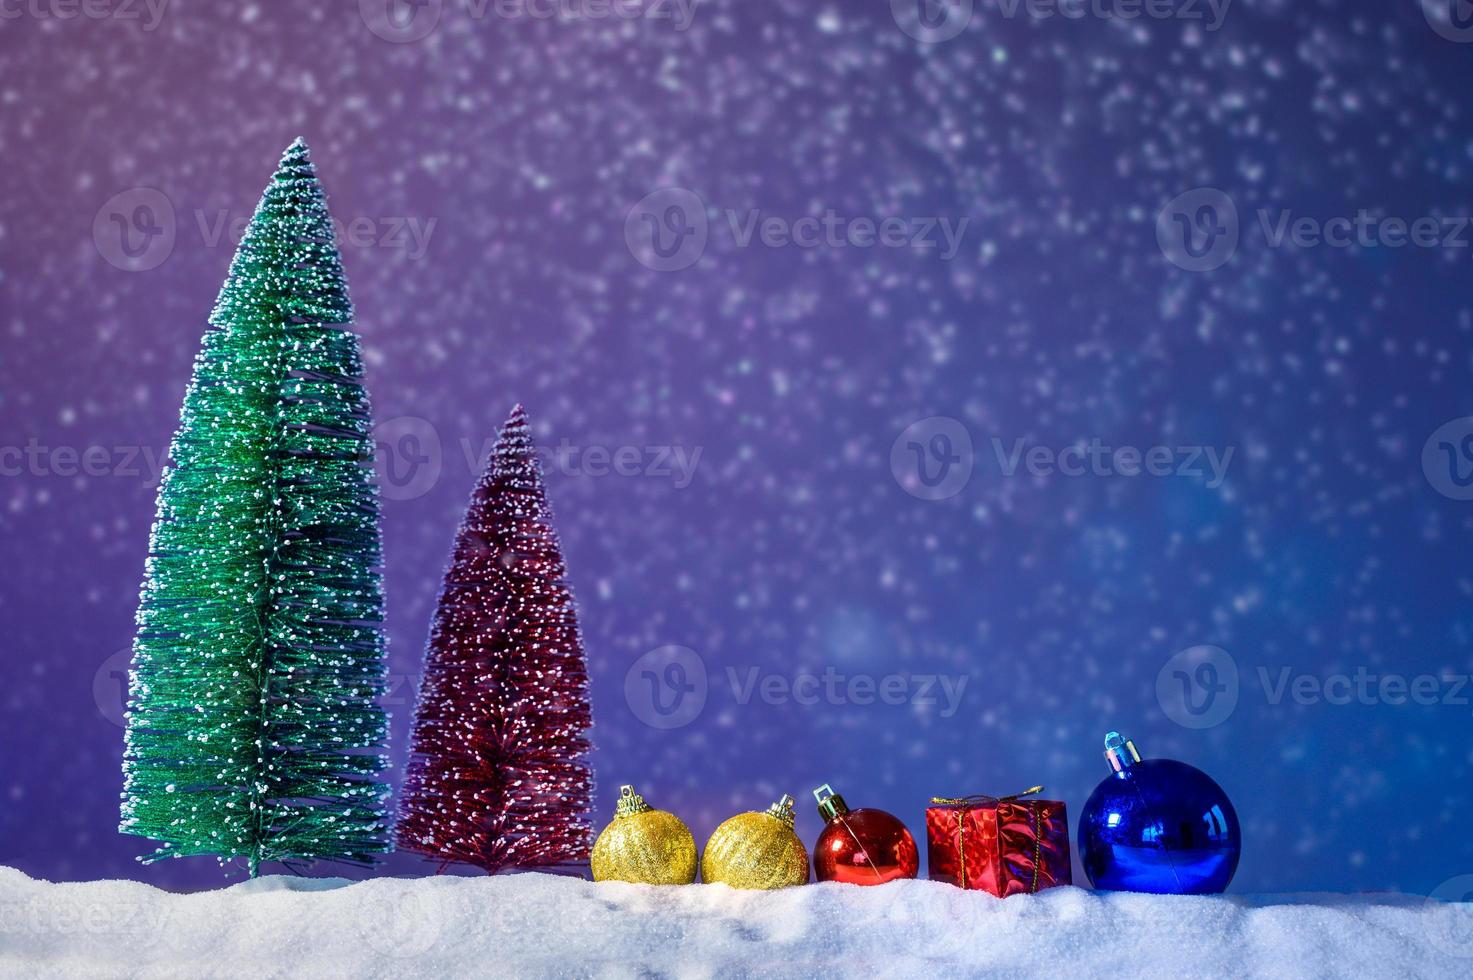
[2,866,1470,979]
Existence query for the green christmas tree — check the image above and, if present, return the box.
[120,139,391,876]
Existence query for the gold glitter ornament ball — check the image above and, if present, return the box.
[591,785,698,885]
[700,794,810,889]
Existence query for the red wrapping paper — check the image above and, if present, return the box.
[926,787,1072,896]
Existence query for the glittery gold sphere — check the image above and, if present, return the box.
[700,794,810,890]
[591,785,698,885]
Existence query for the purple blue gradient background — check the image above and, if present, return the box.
[1,0,1471,894]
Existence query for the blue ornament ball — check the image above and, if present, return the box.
[1078,731,1241,894]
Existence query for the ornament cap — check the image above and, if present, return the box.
[615,784,653,817]
[1104,731,1142,772]
[813,784,850,822]
[766,794,798,828]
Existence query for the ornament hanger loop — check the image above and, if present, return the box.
[813,783,850,821]
[1103,731,1141,772]
[616,784,652,817]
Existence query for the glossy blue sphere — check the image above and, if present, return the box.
[1079,743,1241,894]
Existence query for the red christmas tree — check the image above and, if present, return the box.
[397,405,594,873]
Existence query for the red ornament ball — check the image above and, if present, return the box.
[812,785,919,885]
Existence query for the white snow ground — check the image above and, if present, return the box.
[2,865,1471,979]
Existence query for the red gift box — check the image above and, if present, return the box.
[926,787,1072,896]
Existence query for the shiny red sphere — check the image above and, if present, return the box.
[813,808,919,885]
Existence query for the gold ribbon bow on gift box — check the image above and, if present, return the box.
[930,786,1046,893]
